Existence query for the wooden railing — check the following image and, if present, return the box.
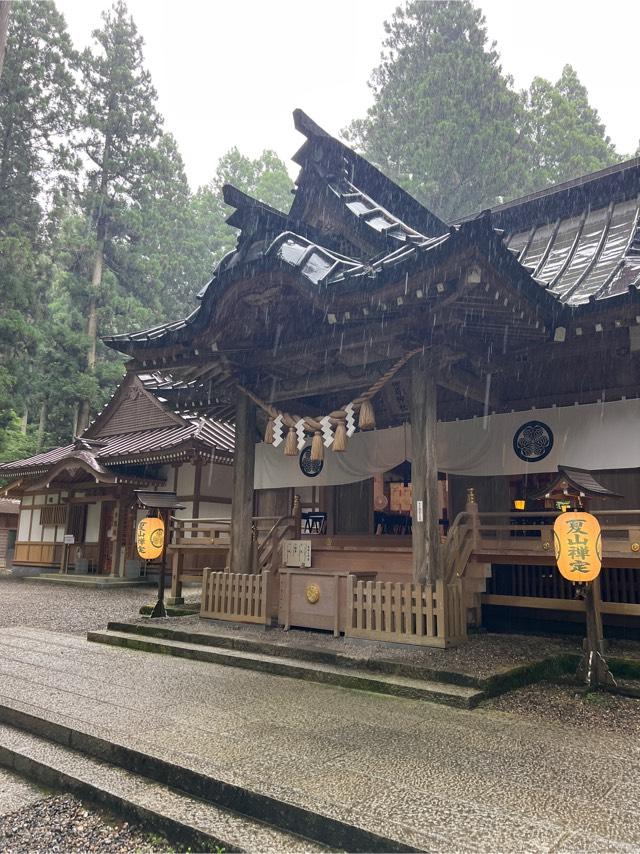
[201,569,270,624]
[252,515,295,574]
[345,576,467,648]
[168,517,231,601]
[444,509,640,580]
[442,507,640,618]
[170,517,231,545]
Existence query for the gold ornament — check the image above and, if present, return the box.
[305,584,320,604]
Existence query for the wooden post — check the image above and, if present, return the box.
[112,495,126,577]
[410,356,441,584]
[230,392,256,573]
[192,458,202,522]
[579,577,616,689]
[292,494,302,539]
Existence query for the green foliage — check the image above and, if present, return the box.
[187,147,293,301]
[347,1,624,219]
[345,1,529,220]
[0,410,36,466]
[0,0,293,456]
[0,0,622,461]
[524,64,622,188]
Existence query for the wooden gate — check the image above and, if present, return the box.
[201,569,271,625]
[345,576,467,648]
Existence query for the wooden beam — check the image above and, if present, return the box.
[230,392,256,573]
[410,356,442,584]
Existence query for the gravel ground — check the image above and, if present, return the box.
[140,613,584,679]
[0,577,152,635]
[0,794,174,853]
[484,680,640,735]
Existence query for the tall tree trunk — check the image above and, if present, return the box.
[0,2,10,81]
[77,132,110,436]
[76,227,104,435]
[36,400,47,451]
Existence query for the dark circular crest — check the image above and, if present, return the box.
[299,446,323,478]
[513,420,554,463]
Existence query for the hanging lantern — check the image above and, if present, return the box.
[553,512,601,582]
[136,517,165,560]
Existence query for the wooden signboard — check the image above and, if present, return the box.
[553,512,601,582]
[390,484,412,513]
[283,540,312,568]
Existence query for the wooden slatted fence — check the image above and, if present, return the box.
[345,576,466,648]
[201,569,270,625]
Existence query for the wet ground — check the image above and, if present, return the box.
[0,577,153,634]
[0,626,637,852]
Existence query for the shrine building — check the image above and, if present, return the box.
[0,372,234,579]
[7,110,640,643]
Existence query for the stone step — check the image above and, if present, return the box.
[88,629,485,708]
[0,702,419,853]
[0,722,324,853]
[24,574,154,589]
[105,620,482,688]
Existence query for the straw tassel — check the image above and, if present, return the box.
[358,399,376,431]
[333,421,347,452]
[311,431,324,461]
[284,426,298,456]
[264,418,275,444]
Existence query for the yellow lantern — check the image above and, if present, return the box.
[136,516,165,560]
[553,511,601,582]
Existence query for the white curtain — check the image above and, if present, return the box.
[254,398,640,489]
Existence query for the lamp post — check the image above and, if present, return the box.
[134,492,185,620]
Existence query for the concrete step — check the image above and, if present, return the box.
[0,722,324,853]
[105,620,482,688]
[88,628,485,708]
[0,702,420,852]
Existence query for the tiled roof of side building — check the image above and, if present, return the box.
[0,422,234,477]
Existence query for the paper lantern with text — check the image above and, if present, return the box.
[136,516,165,560]
[553,512,601,582]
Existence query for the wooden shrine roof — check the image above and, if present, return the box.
[101,112,640,429]
[0,375,235,480]
[531,466,623,500]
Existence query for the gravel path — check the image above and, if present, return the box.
[0,577,152,635]
[484,681,640,735]
[145,614,587,679]
[0,794,172,853]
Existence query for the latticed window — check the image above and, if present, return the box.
[39,505,67,527]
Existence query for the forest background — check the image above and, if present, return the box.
[0,0,634,462]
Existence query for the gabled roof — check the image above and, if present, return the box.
[0,375,235,480]
[531,465,623,500]
[290,109,448,241]
[104,111,640,358]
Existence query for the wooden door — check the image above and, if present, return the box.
[334,479,374,535]
[98,502,115,575]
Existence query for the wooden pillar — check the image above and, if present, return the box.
[410,356,441,584]
[230,393,256,573]
[192,458,202,520]
[112,493,126,577]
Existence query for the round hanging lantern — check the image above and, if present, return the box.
[553,512,601,582]
[136,516,165,560]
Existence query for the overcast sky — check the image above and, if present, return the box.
[56,0,640,190]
